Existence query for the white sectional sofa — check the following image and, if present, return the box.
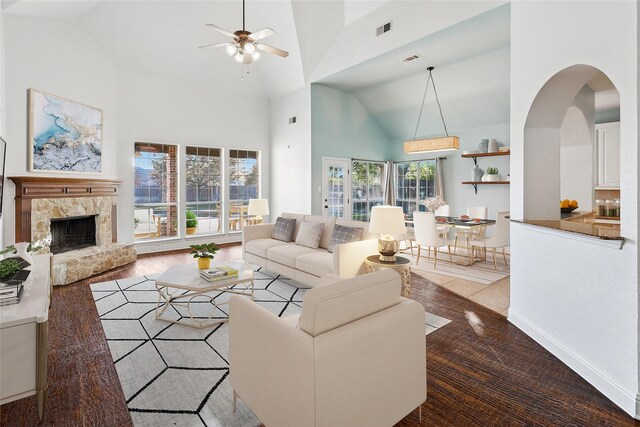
[242,213,378,287]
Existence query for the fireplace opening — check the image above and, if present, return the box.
[50,215,97,255]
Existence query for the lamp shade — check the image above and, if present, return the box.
[248,199,269,216]
[369,206,405,235]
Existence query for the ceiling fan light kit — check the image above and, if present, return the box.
[404,66,459,154]
[200,0,289,71]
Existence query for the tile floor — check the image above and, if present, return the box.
[416,271,510,316]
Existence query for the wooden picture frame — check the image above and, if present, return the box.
[28,88,103,174]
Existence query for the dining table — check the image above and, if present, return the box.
[404,215,497,266]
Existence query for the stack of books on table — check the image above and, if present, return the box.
[200,266,239,282]
[0,283,24,307]
[0,261,30,307]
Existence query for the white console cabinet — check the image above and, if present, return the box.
[0,254,52,420]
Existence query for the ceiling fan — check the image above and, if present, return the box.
[199,0,289,65]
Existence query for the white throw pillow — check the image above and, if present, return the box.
[295,221,325,249]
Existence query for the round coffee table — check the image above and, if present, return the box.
[364,255,412,297]
[155,261,255,328]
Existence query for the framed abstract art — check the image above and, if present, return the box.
[28,88,103,173]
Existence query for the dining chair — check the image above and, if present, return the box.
[453,206,488,254]
[413,211,453,269]
[470,211,510,270]
[434,205,450,238]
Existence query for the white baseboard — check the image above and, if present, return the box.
[508,310,639,419]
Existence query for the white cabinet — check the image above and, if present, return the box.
[596,122,620,188]
[0,254,51,420]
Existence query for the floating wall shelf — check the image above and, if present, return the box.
[461,151,510,165]
[462,181,510,194]
[462,151,510,193]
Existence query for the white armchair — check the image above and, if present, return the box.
[229,269,426,427]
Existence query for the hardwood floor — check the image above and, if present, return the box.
[1,244,638,426]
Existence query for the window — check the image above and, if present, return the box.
[134,142,178,241]
[351,160,385,221]
[186,146,222,236]
[228,150,259,232]
[394,160,436,216]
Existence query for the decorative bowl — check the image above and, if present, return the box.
[560,206,578,214]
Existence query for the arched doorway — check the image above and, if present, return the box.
[523,64,620,220]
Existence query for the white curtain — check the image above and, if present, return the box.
[383,160,395,206]
[435,157,444,199]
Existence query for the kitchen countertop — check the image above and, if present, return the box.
[511,211,623,242]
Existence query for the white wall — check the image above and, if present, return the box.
[509,1,639,418]
[560,85,595,211]
[269,85,312,216]
[117,71,270,254]
[3,14,271,253]
[3,14,119,245]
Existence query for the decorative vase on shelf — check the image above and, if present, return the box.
[488,139,498,153]
[472,165,484,182]
[483,173,501,182]
[477,139,489,153]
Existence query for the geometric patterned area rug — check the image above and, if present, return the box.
[90,267,450,426]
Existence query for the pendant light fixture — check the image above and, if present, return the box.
[404,66,459,154]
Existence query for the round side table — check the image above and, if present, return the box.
[364,255,412,297]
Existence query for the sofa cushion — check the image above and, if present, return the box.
[296,251,333,277]
[267,244,322,269]
[304,215,336,249]
[327,224,364,253]
[245,238,290,259]
[281,213,306,241]
[271,217,296,242]
[298,269,401,337]
[336,218,376,240]
[295,221,325,249]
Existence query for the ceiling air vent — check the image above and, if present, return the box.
[376,21,392,36]
[402,54,422,63]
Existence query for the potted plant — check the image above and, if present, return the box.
[186,210,198,235]
[482,167,501,182]
[0,258,22,283]
[189,242,220,270]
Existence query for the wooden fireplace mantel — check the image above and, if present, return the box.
[9,176,122,199]
[8,176,122,243]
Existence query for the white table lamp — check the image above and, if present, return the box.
[248,199,269,221]
[369,206,406,262]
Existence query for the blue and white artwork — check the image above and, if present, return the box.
[29,89,102,173]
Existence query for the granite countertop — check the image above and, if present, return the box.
[511,212,623,242]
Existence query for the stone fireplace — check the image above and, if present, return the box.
[9,177,136,285]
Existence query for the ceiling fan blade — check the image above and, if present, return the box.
[198,42,232,49]
[205,24,237,39]
[249,27,275,41]
[255,43,289,58]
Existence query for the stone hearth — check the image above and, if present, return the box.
[53,243,136,286]
[9,176,136,285]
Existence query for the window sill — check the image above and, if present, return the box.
[185,232,225,239]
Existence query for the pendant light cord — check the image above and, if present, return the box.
[412,67,450,140]
[412,72,431,141]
